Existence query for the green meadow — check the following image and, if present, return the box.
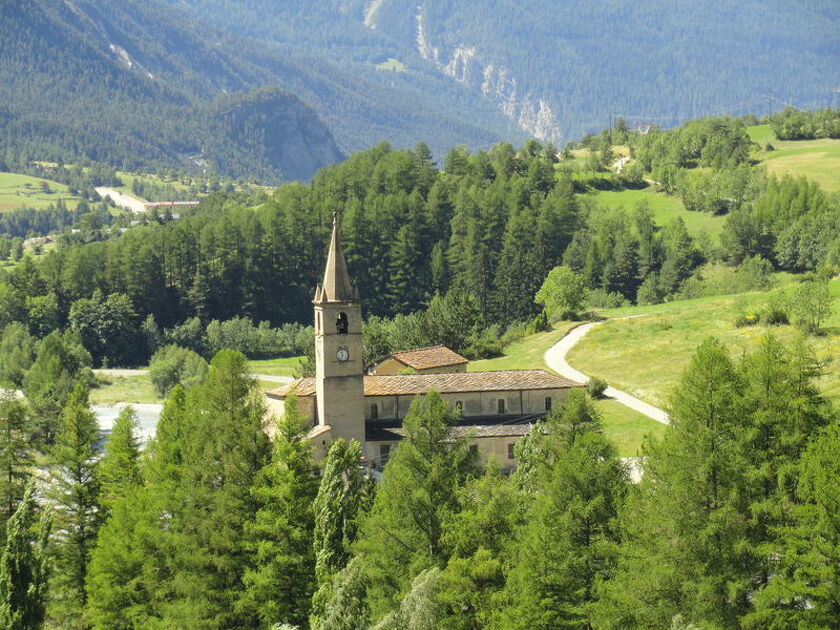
[0,171,82,212]
[568,277,840,407]
[748,124,840,192]
[469,321,667,456]
[584,185,727,237]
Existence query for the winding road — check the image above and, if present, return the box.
[544,322,670,425]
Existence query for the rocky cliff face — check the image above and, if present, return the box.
[209,88,344,182]
[412,8,562,144]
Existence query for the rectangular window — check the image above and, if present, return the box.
[545,396,552,411]
[380,444,391,464]
[508,443,515,460]
[469,444,478,455]
[498,398,505,415]
[370,404,378,420]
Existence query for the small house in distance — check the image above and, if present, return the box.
[372,345,468,375]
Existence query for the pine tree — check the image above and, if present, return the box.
[355,391,481,621]
[85,485,164,630]
[98,406,142,514]
[47,384,100,625]
[241,395,318,628]
[0,394,32,530]
[0,482,51,630]
[595,339,751,629]
[498,391,628,629]
[310,439,368,627]
[159,350,271,629]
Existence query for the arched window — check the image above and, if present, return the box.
[370,404,378,420]
[545,396,552,411]
[336,312,348,334]
[497,398,506,415]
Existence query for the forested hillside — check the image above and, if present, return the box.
[165,0,840,144]
[0,0,524,182]
[2,111,839,373]
[0,0,348,182]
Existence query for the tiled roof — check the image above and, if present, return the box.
[387,345,468,370]
[268,369,581,398]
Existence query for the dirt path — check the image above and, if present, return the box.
[544,321,670,425]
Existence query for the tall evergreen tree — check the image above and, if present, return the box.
[747,420,840,627]
[85,486,164,630]
[355,391,481,621]
[23,331,92,445]
[498,392,628,629]
[0,482,51,630]
[158,350,271,629]
[47,385,100,627]
[241,396,318,629]
[596,339,751,628]
[97,406,142,514]
[0,395,32,530]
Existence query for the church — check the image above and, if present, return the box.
[266,215,582,469]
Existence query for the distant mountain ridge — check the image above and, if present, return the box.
[0,0,348,181]
[164,0,840,145]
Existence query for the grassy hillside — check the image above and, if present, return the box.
[568,278,840,406]
[0,172,81,212]
[583,185,726,236]
[469,321,667,456]
[749,124,840,192]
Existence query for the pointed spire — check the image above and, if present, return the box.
[319,212,356,302]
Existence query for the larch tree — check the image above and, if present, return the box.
[0,394,32,530]
[498,391,628,629]
[0,482,51,630]
[595,338,751,629]
[241,395,318,629]
[97,406,142,513]
[355,391,481,622]
[158,350,271,629]
[47,384,100,626]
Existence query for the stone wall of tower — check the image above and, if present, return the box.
[312,213,366,449]
[314,300,366,446]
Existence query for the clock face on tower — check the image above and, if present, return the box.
[336,348,350,362]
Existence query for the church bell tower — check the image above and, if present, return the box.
[313,213,366,447]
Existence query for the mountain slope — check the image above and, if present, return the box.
[163,0,840,145]
[0,0,347,181]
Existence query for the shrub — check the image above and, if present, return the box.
[733,313,760,328]
[530,310,550,333]
[463,325,503,360]
[587,377,608,398]
[587,288,628,309]
[149,344,208,397]
[763,292,790,326]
